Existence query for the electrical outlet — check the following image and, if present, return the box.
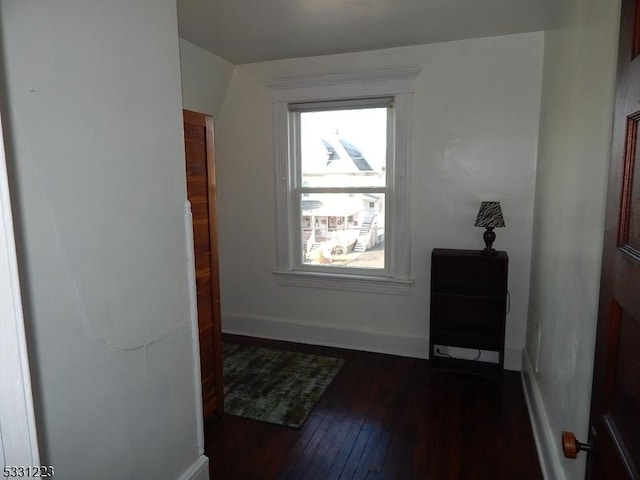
[528,322,542,373]
[534,323,542,373]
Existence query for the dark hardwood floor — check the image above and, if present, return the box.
[205,334,542,480]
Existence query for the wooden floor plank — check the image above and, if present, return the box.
[206,334,543,480]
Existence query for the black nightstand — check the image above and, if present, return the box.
[429,248,508,377]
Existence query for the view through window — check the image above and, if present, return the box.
[295,104,390,269]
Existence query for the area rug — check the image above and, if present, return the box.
[222,342,345,428]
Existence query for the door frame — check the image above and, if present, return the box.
[183,109,223,420]
[0,113,40,468]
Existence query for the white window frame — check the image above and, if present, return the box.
[291,97,392,273]
[265,68,420,295]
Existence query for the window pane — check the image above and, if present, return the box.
[301,193,385,269]
[300,108,387,188]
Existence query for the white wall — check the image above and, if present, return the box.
[0,2,207,479]
[215,32,544,369]
[179,38,234,118]
[522,0,620,478]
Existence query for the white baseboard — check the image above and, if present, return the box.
[505,346,523,371]
[176,455,209,480]
[223,312,429,358]
[222,312,522,370]
[521,351,565,480]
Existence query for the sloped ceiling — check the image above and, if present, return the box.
[177,0,552,64]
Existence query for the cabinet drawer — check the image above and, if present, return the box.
[431,249,507,294]
[431,294,505,334]
[431,330,503,351]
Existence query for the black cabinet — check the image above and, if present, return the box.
[429,248,508,376]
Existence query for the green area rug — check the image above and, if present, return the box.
[222,343,345,428]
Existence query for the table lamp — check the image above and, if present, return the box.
[474,201,505,255]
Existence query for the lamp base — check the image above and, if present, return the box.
[481,227,497,256]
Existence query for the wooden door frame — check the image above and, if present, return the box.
[183,109,223,417]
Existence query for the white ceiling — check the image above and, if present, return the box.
[176,0,552,65]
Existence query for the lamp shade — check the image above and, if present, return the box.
[474,201,505,228]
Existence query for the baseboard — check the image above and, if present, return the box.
[505,347,523,371]
[222,312,522,370]
[176,455,209,480]
[521,351,565,480]
[223,312,429,359]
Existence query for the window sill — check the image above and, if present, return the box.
[273,270,413,295]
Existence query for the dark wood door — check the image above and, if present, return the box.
[589,1,640,477]
[183,110,223,419]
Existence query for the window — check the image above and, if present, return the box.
[294,99,389,270]
[265,68,420,294]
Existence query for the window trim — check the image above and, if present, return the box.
[292,102,391,275]
[265,68,421,295]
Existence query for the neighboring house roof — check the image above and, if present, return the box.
[320,139,340,163]
[336,138,372,171]
[305,135,375,173]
